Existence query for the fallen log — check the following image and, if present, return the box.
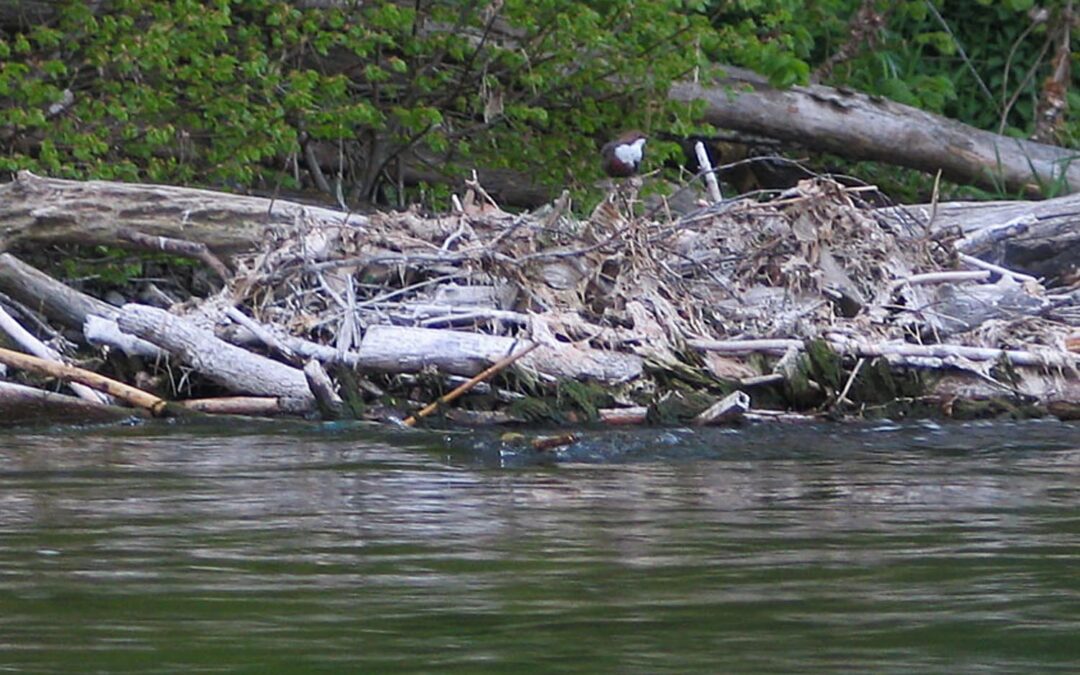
[83,314,165,359]
[0,253,165,356]
[0,380,148,427]
[356,325,643,384]
[0,252,117,329]
[116,303,316,402]
[690,337,1079,369]
[670,66,1080,197]
[878,195,1080,284]
[0,171,367,255]
[303,358,344,419]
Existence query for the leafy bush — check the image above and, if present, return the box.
[0,0,712,205]
[1,0,1076,206]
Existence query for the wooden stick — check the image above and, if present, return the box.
[956,252,1039,283]
[179,396,314,416]
[0,304,110,405]
[891,270,991,288]
[225,306,298,363]
[118,227,231,281]
[739,373,786,387]
[303,358,344,420]
[834,357,865,408]
[689,338,805,354]
[0,346,172,416]
[694,141,724,203]
[598,406,648,425]
[402,341,540,427]
[955,214,1035,253]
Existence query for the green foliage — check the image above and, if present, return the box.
[697,0,1069,137]
[0,0,711,205]
[52,246,195,289]
[696,0,1080,199]
[1,0,1077,206]
[815,0,1070,138]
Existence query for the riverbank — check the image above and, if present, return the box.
[0,171,1077,428]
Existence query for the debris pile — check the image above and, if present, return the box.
[0,170,1077,427]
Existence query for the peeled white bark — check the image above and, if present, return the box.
[357,325,643,384]
[117,303,315,402]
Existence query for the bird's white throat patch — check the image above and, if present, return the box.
[614,138,646,165]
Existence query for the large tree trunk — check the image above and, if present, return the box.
[669,67,1080,197]
[0,171,367,255]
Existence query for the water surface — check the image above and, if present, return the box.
[1,419,1077,672]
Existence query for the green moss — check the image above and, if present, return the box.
[646,388,716,425]
[805,339,843,390]
[329,366,365,419]
[950,397,1046,421]
[506,396,556,423]
[556,380,614,422]
[782,356,824,409]
[846,358,925,405]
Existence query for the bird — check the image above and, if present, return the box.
[600,131,647,177]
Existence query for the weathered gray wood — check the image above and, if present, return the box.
[670,67,1080,197]
[304,358,344,419]
[933,370,1080,409]
[117,303,315,402]
[0,253,164,356]
[0,252,117,329]
[693,390,751,426]
[691,336,1079,369]
[83,314,166,359]
[0,304,110,404]
[357,325,643,383]
[220,322,367,367]
[0,171,367,255]
[879,196,1080,284]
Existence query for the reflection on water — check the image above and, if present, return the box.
[0,420,1078,672]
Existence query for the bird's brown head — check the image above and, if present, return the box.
[601,131,647,178]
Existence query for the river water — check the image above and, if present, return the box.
[1,419,1077,673]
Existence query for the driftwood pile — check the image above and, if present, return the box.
[0,170,1077,428]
